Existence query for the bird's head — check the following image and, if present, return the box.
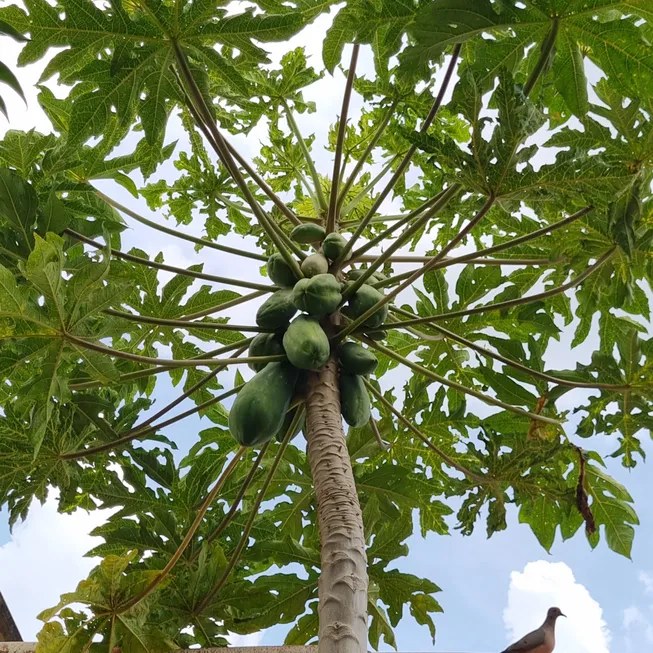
[547,607,566,621]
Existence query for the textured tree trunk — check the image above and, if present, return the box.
[305,357,368,653]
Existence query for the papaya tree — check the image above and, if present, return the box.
[0,0,652,652]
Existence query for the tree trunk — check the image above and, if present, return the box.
[305,357,368,653]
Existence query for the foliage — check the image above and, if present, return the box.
[0,20,26,119]
[0,0,652,651]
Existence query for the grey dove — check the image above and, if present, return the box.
[501,607,565,653]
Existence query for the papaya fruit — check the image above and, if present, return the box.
[338,342,378,375]
[292,273,342,317]
[339,373,371,428]
[229,362,298,447]
[290,223,326,244]
[348,268,386,283]
[292,278,311,308]
[294,368,308,396]
[292,279,311,313]
[322,232,351,261]
[283,315,330,370]
[342,283,388,328]
[348,268,366,281]
[301,252,329,277]
[256,289,297,329]
[248,333,285,371]
[268,253,298,288]
[276,405,305,442]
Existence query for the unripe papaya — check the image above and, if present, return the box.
[301,252,329,277]
[348,268,366,281]
[229,362,298,447]
[256,289,297,329]
[290,223,326,244]
[293,369,308,401]
[248,333,285,371]
[268,253,297,288]
[338,342,378,375]
[292,273,342,317]
[283,315,330,370]
[342,283,388,328]
[276,405,305,442]
[322,232,351,261]
[348,268,386,283]
[292,278,311,308]
[339,373,371,428]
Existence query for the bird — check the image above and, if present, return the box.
[501,607,566,653]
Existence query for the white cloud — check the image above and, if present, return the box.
[0,492,112,641]
[623,606,645,629]
[622,606,653,648]
[621,571,653,649]
[504,560,610,653]
[638,571,653,594]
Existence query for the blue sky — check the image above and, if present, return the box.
[1,5,653,652]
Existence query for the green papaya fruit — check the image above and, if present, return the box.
[248,333,285,371]
[229,362,298,447]
[294,369,309,399]
[339,373,371,428]
[268,253,298,288]
[322,232,351,261]
[256,289,297,329]
[283,315,331,370]
[301,252,329,277]
[276,405,305,442]
[342,283,388,328]
[338,342,378,375]
[292,279,311,313]
[348,268,366,281]
[292,278,311,309]
[348,268,386,283]
[290,223,326,244]
[292,273,342,317]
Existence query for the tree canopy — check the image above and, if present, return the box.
[0,0,652,651]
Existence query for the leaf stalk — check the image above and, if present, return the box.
[326,44,360,232]
[334,43,463,263]
[195,410,302,613]
[115,449,245,613]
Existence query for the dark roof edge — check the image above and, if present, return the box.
[0,593,21,643]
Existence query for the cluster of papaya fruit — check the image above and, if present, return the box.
[228,223,390,447]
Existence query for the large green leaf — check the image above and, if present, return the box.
[406,0,653,113]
